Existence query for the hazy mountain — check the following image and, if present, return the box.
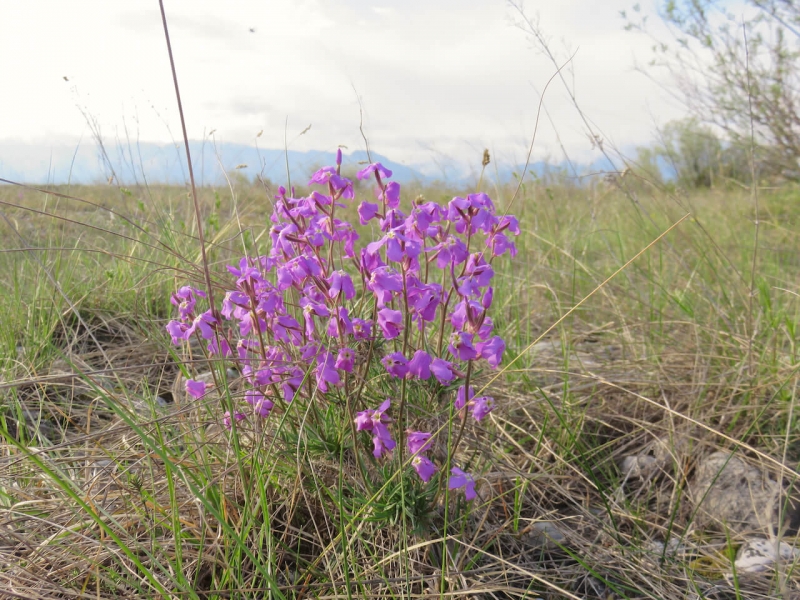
[0,141,431,187]
[0,141,619,188]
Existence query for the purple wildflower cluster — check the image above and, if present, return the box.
[166,150,518,501]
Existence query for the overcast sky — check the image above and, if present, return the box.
[2,0,690,176]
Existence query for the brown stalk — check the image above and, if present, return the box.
[157,0,217,315]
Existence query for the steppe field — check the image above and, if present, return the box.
[1,172,799,599]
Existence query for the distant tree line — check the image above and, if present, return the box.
[630,118,752,190]
[624,0,800,186]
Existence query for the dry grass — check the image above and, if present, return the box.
[1,177,799,599]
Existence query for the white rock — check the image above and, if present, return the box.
[735,538,799,573]
[620,454,660,479]
[690,452,787,534]
[528,520,567,548]
[645,537,685,558]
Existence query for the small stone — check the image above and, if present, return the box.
[735,538,798,573]
[618,435,687,489]
[690,452,792,535]
[645,537,685,558]
[528,521,567,549]
[620,454,660,479]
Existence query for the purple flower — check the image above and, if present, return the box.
[358,201,380,225]
[270,222,299,258]
[315,351,341,392]
[253,397,275,419]
[235,266,268,294]
[273,314,301,346]
[478,317,494,340]
[477,336,505,368]
[427,235,469,269]
[167,153,518,471]
[407,350,432,380]
[455,385,475,410]
[367,228,406,262]
[286,255,322,286]
[469,395,495,421]
[449,299,482,332]
[447,193,496,235]
[281,368,304,403]
[245,390,274,418]
[352,318,373,341]
[459,253,494,295]
[448,331,478,361]
[382,181,401,209]
[320,217,358,253]
[411,200,444,224]
[360,247,386,277]
[238,311,267,337]
[308,166,354,199]
[254,398,274,418]
[166,320,191,344]
[237,339,258,363]
[371,425,396,458]
[327,270,356,300]
[496,214,520,235]
[446,196,470,233]
[431,358,456,384]
[367,227,418,263]
[412,456,437,483]
[189,310,218,340]
[300,342,323,363]
[377,307,403,340]
[335,221,359,257]
[448,467,477,501]
[381,352,409,378]
[368,267,403,307]
[245,388,263,406]
[407,281,442,325]
[207,336,232,357]
[357,162,393,181]
[223,410,246,429]
[354,399,396,458]
[406,431,433,455]
[252,367,273,386]
[301,299,330,338]
[171,286,206,320]
[481,287,494,310]
[354,411,373,432]
[487,231,517,257]
[186,379,206,399]
[327,307,354,338]
[335,347,355,373]
[309,190,333,208]
[380,208,406,231]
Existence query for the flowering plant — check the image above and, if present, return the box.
[167,150,518,502]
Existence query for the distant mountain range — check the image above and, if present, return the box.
[0,141,616,187]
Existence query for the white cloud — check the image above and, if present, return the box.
[0,0,686,177]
